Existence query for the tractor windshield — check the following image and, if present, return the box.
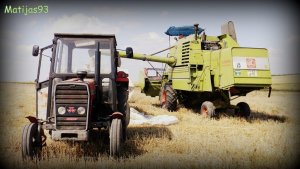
[54,38,112,74]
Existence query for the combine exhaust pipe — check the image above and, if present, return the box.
[194,23,199,40]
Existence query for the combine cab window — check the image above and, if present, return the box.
[54,38,112,74]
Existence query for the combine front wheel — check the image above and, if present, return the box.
[160,85,177,111]
[110,118,123,158]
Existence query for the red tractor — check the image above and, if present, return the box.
[22,34,130,158]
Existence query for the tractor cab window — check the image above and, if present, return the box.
[54,38,112,74]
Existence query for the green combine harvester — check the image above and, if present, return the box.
[119,21,272,117]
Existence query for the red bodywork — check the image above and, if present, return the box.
[116,71,129,83]
[86,79,96,115]
[26,74,128,123]
[26,116,38,123]
[86,79,96,100]
[161,90,166,104]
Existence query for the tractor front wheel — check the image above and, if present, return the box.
[160,85,177,112]
[22,123,42,160]
[110,118,123,158]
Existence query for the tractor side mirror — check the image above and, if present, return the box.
[32,45,39,57]
[126,47,133,58]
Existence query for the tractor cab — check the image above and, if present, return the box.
[51,34,120,120]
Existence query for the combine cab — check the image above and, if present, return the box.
[22,34,130,159]
[119,21,272,117]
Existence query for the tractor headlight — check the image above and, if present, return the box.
[77,107,86,115]
[58,107,66,115]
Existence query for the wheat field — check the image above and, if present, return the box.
[0,82,299,169]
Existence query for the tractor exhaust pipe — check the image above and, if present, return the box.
[95,42,102,107]
[194,23,199,40]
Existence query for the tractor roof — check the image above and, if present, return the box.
[54,33,117,43]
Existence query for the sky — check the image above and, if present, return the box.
[0,0,299,83]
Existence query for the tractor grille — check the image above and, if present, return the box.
[181,41,190,65]
[55,84,89,130]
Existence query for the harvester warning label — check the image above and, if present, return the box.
[246,58,256,68]
[232,57,270,70]
[247,70,257,77]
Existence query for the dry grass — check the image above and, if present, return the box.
[0,82,299,169]
[271,74,300,91]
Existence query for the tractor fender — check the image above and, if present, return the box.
[116,71,129,83]
[25,116,38,123]
[112,112,124,119]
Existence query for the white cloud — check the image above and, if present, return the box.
[120,31,176,83]
[130,31,172,54]
[160,11,169,16]
[117,20,142,29]
[39,14,120,39]
[3,14,122,82]
[148,32,160,40]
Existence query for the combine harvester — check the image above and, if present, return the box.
[119,21,272,117]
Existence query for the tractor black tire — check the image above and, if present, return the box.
[22,123,42,160]
[236,102,251,118]
[125,102,130,127]
[201,101,215,118]
[22,124,30,159]
[160,85,177,112]
[110,118,123,158]
[117,86,128,116]
[117,86,129,140]
[122,103,130,141]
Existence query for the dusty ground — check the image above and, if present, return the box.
[0,82,299,169]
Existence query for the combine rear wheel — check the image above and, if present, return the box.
[236,102,251,118]
[201,101,215,118]
[160,85,177,111]
[22,123,42,159]
[110,118,123,158]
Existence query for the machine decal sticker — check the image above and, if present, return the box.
[248,70,257,77]
[234,70,241,76]
[246,58,256,68]
[67,107,76,113]
[233,57,269,70]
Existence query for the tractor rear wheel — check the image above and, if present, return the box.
[236,102,251,118]
[125,102,130,127]
[201,101,215,118]
[160,85,177,112]
[117,86,128,115]
[110,118,123,158]
[117,86,129,141]
[22,123,42,159]
[123,103,130,141]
